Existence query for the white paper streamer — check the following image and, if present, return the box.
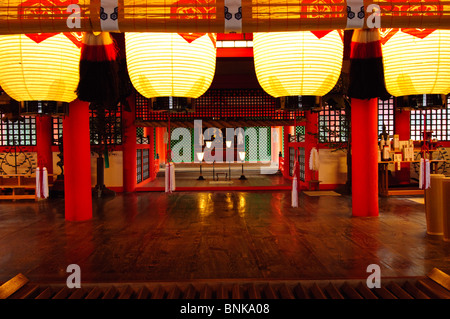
[291,177,298,208]
[165,162,176,193]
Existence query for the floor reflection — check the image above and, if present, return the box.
[0,191,449,283]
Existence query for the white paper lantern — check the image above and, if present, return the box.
[0,33,81,102]
[125,33,216,99]
[253,31,343,98]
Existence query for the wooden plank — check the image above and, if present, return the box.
[310,283,327,299]
[387,189,424,196]
[427,268,450,291]
[183,284,196,299]
[150,285,166,299]
[102,286,119,299]
[263,284,278,299]
[231,284,242,299]
[0,273,29,299]
[417,278,450,299]
[402,281,431,299]
[52,287,71,299]
[247,284,261,299]
[68,288,86,299]
[136,286,151,299]
[373,286,398,299]
[216,284,229,299]
[35,287,53,299]
[199,284,212,299]
[85,287,103,300]
[293,283,310,299]
[278,284,295,299]
[325,282,344,299]
[355,282,377,299]
[341,282,363,299]
[167,285,182,299]
[118,285,135,299]
[387,282,413,299]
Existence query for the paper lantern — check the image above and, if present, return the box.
[125,33,216,99]
[381,29,450,96]
[253,31,343,98]
[0,33,81,103]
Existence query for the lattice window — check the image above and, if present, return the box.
[298,147,305,182]
[244,127,271,162]
[294,126,306,142]
[0,116,36,146]
[318,107,348,143]
[410,96,450,141]
[170,127,194,163]
[90,106,122,145]
[136,149,142,184]
[135,89,304,122]
[142,149,150,181]
[52,117,63,145]
[288,147,305,180]
[378,97,395,138]
[289,147,295,177]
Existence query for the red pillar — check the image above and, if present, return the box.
[156,127,166,164]
[149,127,156,180]
[63,100,92,221]
[283,126,290,178]
[305,111,319,183]
[395,109,411,184]
[123,95,137,192]
[351,98,379,217]
[36,115,53,174]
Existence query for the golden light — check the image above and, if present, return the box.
[125,32,216,99]
[253,31,344,98]
[381,29,450,96]
[0,33,81,102]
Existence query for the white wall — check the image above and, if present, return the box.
[318,149,348,185]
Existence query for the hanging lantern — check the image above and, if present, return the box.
[125,33,216,101]
[0,33,82,105]
[381,29,450,97]
[253,31,344,100]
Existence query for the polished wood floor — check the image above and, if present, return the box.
[0,190,449,285]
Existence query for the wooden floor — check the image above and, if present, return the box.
[0,190,449,285]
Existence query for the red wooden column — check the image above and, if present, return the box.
[148,127,156,180]
[123,95,137,192]
[305,111,319,183]
[351,98,379,217]
[395,109,411,184]
[63,100,92,221]
[283,126,290,178]
[36,115,53,174]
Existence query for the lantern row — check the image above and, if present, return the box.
[1,0,450,35]
[0,30,449,109]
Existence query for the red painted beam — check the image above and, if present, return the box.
[217,47,253,58]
